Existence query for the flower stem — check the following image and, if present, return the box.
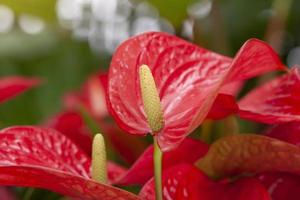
[22,188,35,200]
[154,137,163,200]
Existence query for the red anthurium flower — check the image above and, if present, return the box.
[206,94,239,120]
[239,67,300,124]
[56,73,147,164]
[219,80,245,96]
[140,164,270,200]
[138,133,300,200]
[64,73,108,120]
[44,112,208,186]
[0,76,39,103]
[259,172,300,200]
[46,111,93,155]
[264,122,300,145]
[0,126,139,200]
[257,122,300,200]
[113,138,208,185]
[107,31,284,151]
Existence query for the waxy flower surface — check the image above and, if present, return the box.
[0,126,139,200]
[139,133,300,200]
[107,32,284,151]
[48,73,147,164]
[239,67,300,123]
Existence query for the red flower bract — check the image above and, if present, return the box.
[55,72,147,164]
[0,76,39,103]
[107,31,284,151]
[138,132,300,200]
[140,164,271,200]
[0,126,139,200]
[113,138,208,185]
[258,122,300,200]
[239,67,300,124]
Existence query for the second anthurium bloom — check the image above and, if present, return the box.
[107,31,285,151]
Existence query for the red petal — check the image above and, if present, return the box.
[0,77,39,103]
[107,32,284,151]
[114,138,208,185]
[0,187,16,200]
[45,111,93,155]
[260,123,300,200]
[64,73,108,119]
[264,122,300,146]
[46,114,130,182]
[0,126,139,200]
[0,166,139,200]
[102,125,147,164]
[140,164,270,200]
[224,38,285,83]
[63,72,147,163]
[81,73,108,119]
[239,67,300,124]
[259,172,300,200]
[220,80,244,96]
[207,94,239,120]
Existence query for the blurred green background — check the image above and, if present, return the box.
[0,0,299,199]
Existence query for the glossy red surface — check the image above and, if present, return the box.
[0,126,139,200]
[239,67,300,124]
[140,164,270,200]
[113,138,208,185]
[259,122,300,200]
[46,111,93,155]
[0,76,39,103]
[207,94,239,120]
[264,122,300,146]
[259,172,300,200]
[107,32,284,151]
[61,73,147,164]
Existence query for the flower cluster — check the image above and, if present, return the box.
[0,32,299,200]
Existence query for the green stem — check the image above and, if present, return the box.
[200,120,213,143]
[22,188,35,200]
[154,137,163,200]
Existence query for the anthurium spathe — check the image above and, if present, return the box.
[258,122,300,200]
[0,76,39,103]
[107,31,285,151]
[112,138,208,185]
[0,126,139,200]
[239,66,300,124]
[64,73,108,120]
[54,72,147,164]
[45,111,93,155]
[140,164,271,200]
[140,134,300,200]
[44,109,209,186]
